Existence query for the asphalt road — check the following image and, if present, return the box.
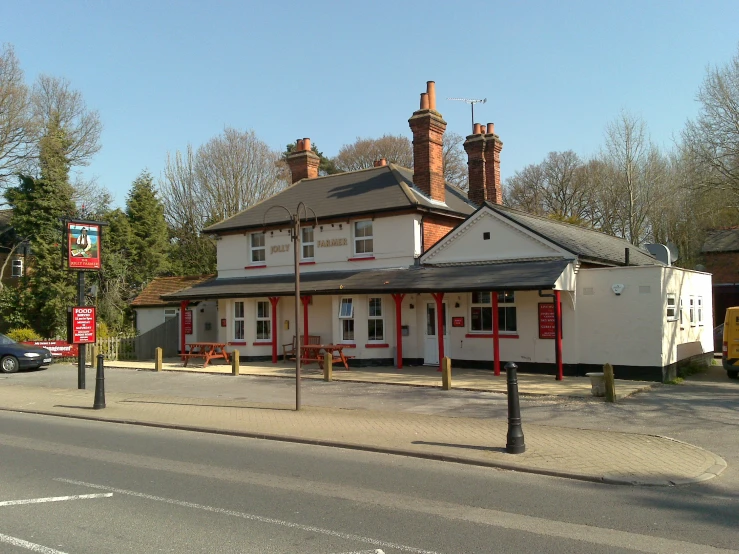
[0,410,738,553]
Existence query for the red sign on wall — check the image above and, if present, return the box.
[184,309,193,335]
[538,302,562,339]
[72,306,96,344]
[452,316,465,327]
[22,340,78,357]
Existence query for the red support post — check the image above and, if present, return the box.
[301,296,311,345]
[554,290,563,380]
[431,292,445,371]
[492,291,501,376]
[391,293,406,370]
[180,300,189,356]
[269,297,280,364]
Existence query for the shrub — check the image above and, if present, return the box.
[6,327,42,342]
[96,321,112,340]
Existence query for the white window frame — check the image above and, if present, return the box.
[469,292,492,333]
[353,220,373,257]
[338,297,354,342]
[679,297,684,328]
[367,297,384,342]
[301,226,315,261]
[497,291,517,333]
[689,296,696,327]
[11,258,22,278]
[255,300,271,341]
[250,232,265,264]
[234,301,245,340]
[698,296,703,326]
[666,293,677,321]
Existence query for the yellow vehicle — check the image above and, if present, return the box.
[722,307,739,379]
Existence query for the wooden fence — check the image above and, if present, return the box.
[86,336,137,361]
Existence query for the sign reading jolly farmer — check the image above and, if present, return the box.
[65,218,107,390]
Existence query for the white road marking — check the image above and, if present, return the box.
[57,478,438,554]
[0,532,69,553]
[0,493,113,507]
[332,550,385,554]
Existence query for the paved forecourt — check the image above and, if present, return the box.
[103,358,655,399]
[0,381,725,486]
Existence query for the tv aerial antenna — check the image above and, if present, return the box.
[448,97,487,132]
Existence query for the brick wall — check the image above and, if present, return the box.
[703,252,739,284]
[423,215,457,251]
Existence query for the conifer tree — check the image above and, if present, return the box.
[126,171,170,290]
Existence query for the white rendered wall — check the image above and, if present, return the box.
[216,213,418,278]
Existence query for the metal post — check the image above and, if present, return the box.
[293,218,302,411]
[93,354,105,409]
[77,271,86,389]
[505,362,525,454]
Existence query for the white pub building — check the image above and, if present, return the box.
[165,82,713,382]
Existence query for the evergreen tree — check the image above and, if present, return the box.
[4,116,76,336]
[126,171,170,290]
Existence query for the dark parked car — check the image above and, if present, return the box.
[0,333,52,373]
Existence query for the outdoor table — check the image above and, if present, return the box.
[300,344,353,370]
[182,342,230,367]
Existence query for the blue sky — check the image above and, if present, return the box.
[2,0,737,207]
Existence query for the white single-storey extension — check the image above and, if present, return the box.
[163,81,713,382]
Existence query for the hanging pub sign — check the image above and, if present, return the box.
[71,306,96,344]
[538,302,562,339]
[67,221,101,270]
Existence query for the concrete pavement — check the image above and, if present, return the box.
[0,368,726,486]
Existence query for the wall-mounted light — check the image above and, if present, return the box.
[339,224,343,230]
[320,226,323,232]
[455,302,460,308]
[409,303,414,309]
[270,231,273,236]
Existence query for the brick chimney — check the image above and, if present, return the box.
[286,137,320,184]
[464,122,503,205]
[408,81,447,203]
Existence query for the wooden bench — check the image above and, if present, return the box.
[283,335,321,361]
[182,342,230,367]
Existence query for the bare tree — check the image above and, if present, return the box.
[333,132,469,189]
[30,75,102,167]
[682,44,739,205]
[0,44,33,191]
[504,162,547,215]
[600,112,668,245]
[195,128,287,222]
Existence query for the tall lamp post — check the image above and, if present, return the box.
[264,203,317,411]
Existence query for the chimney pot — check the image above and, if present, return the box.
[420,93,430,110]
[296,139,304,151]
[473,123,482,135]
[379,158,387,166]
[487,123,495,135]
[302,138,311,151]
[426,81,436,110]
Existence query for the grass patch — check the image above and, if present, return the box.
[665,377,685,385]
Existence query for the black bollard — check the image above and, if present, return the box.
[93,354,106,410]
[505,362,525,454]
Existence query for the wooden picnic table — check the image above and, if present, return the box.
[300,344,354,370]
[182,342,230,367]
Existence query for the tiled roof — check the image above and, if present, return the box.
[161,258,572,300]
[204,164,475,234]
[702,228,739,253]
[488,203,658,267]
[131,275,215,307]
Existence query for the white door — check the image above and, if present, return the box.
[424,302,449,365]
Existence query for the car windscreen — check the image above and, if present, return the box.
[0,333,15,345]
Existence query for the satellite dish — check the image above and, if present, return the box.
[666,241,679,263]
[644,244,671,265]
[695,264,706,272]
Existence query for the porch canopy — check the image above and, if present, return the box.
[162,258,573,301]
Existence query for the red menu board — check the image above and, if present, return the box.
[538,302,561,339]
[452,316,465,327]
[184,309,193,335]
[72,306,96,344]
[68,221,101,270]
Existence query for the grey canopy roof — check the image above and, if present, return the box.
[204,164,475,234]
[702,228,739,253]
[162,258,572,300]
[487,203,658,267]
